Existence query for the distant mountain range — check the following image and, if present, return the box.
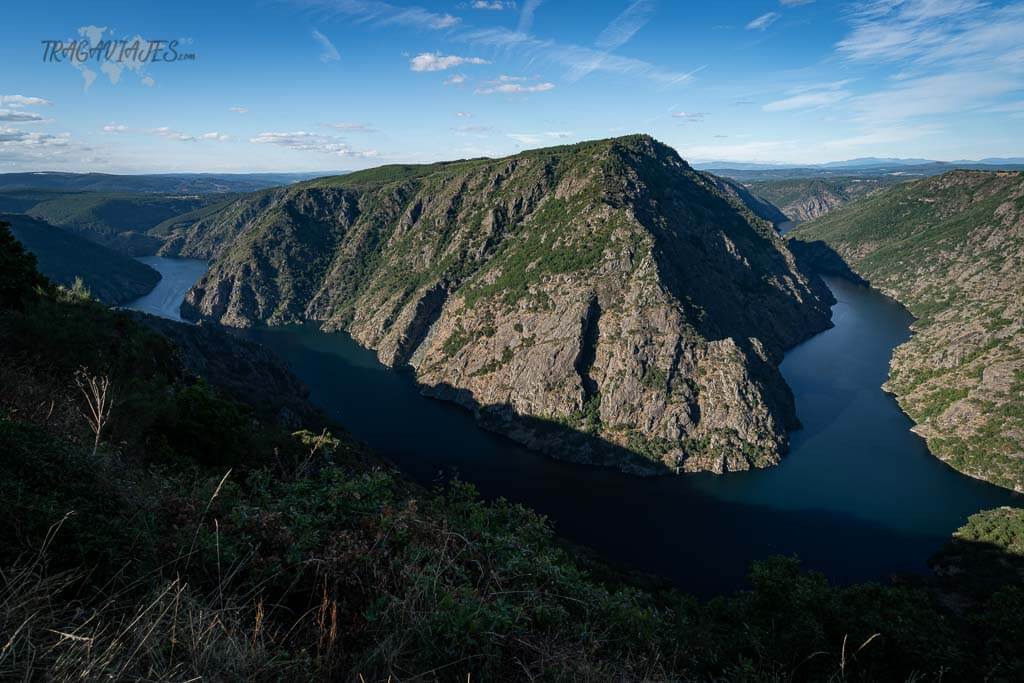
[0,171,334,194]
[693,157,1024,172]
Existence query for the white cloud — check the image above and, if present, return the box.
[780,0,814,5]
[0,126,71,148]
[250,131,379,158]
[508,131,573,145]
[149,127,228,142]
[475,81,555,94]
[322,122,377,132]
[746,12,780,30]
[102,123,127,132]
[444,73,467,85]
[0,95,51,108]
[763,89,850,111]
[229,106,249,114]
[0,110,44,122]
[456,111,473,117]
[151,127,195,141]
[471,0,511,9]
[410,52,489,71]
[671,111,707,122]
[312,29,340,62]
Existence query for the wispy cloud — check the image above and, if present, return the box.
[312,29,340,62]
[459,27,703,86]
[475,80,555,95]
[566,0,657,81]
[837,0,1022,65]
[102,123,127,132]
[291,0,459,30]
[834,1,1024,124]
[471,0,511,9]
[594,0,655,51]
[150,127,196,141]
[780,0,814,5]
[150,127,228,142]
[250,130,379,157]
[0,126,70,148]
[671,111,707,122]
[444,73,467,85]
[0,110,44,122]
[229,106,249,114]
[518,0,544,32]
[746,12,780,30]
[410,52,489,71]
[322,122,377,132]
[763,81,853,111]
[0,95,51,108]
[507,130,573,145]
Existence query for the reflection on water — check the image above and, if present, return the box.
[126,256,207,321]
[131,259,1021,594]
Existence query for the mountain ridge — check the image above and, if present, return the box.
[178,135,833,474]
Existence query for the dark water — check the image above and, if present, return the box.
[129,258,1021,595]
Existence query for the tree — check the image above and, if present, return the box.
[0,220,48,309]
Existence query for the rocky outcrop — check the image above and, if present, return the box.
[791,170,1024,491]
[182,135,834,474]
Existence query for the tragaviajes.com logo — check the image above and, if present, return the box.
[41,26,195,89]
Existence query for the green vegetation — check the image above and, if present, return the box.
[0,188,234,255]
[3,214,159,304]
[4,219,1024,680]
[791,170,1024,491]
[745,177,897,221]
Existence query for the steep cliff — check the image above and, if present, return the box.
[181,136,833,473]
[791,171,1024,491]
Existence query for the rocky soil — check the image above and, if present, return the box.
[176,135,833,474]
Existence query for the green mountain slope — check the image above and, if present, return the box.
[180,135,833,474]
[3,213,159,304]
[0,189,234,254]
[745,177,897,222]
[790,170,1024,490]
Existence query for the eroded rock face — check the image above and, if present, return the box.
[791,170,1024,491]
[180,135,834,473]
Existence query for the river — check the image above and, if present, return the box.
[129,258,1021,595]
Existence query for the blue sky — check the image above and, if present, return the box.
[2,0,1022,172]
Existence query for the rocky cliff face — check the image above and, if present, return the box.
[181,136,833,473]
[791,171,1024,491]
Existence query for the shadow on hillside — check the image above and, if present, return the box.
[788,238,870,286]
[931,535,1024,601]
[422,382,669,476]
